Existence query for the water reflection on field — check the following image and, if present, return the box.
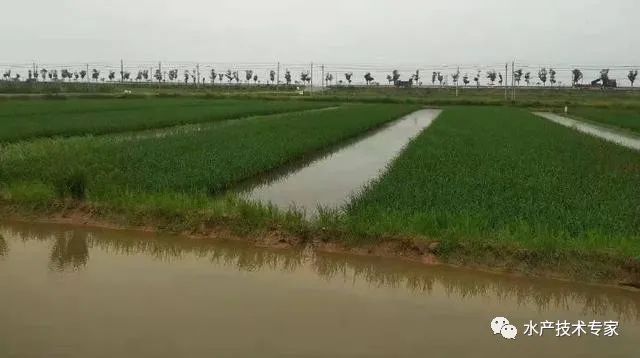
[0,222,638,358]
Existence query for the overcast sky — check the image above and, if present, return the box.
[2,0,638,66]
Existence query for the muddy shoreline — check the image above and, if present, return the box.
[2,205,639,291]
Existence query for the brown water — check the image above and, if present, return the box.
[244,109,442,217]
[1,222,639,358]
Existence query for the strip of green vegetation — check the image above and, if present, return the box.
[0,103,419,203]
[568,107,640,134]
[0,98,332,142]
[344,106,640,258]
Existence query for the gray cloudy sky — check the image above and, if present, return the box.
[2,0,638,65]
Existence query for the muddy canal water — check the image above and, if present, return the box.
[244,109,442,217]
[1,222,638,357]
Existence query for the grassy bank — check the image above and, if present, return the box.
[0,98,332,142]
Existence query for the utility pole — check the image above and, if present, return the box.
[456,66,459,97]
[511,61,516,101]
[504,63,508,101]
[310,62,313,88]
[120,59,124,83]
[196,63,200,88]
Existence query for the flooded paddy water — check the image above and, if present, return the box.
[1,221,639,357]
[243,109,442,217]
[534,112,640,151]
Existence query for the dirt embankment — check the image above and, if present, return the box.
[2,205,639,290]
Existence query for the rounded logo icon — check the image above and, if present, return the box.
[491,317,510,335]
[500,324,518,340]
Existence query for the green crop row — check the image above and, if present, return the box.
[567,107,640,134]
[0,103,420,202]
[0,98,333,142]
[344,106,640,255]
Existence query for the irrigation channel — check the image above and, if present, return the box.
[242,109,442,217]
[0,221,638,357]
[534,112,640,151]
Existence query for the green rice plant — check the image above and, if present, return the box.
[566,107,640,134]
[0,98,333,142]
[0,103,419,203]
[345,106,640,256]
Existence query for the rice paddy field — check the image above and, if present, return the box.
[345,106,640,258]
[1,97,639,280]
[0,103,419,202]
[568,107,640,134]
[0,98,332,142]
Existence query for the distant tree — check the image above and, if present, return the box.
[473,72,480,88]
[386,74,393,84]
[184,70,190,84]
[79,70,87,80]
[51,70,58,81]
[300,71,311,84]
[269,70,276,84]
[498,73,503,86]
[40,68,47,81]
[538,68,548,86]
[192,70,197,84]
[451,70,460,86]
[486,70,497,85]
[253,74,258,83]
[2,70,12,81]
[364,72,374,85]
[431,71,437,85]
[599,69,610,87]
[284,70,292,85]
[224,70,233,83]
[27,70,33,81]
[392,70,401,84]
[524,72,531,86]
[571,69,583,86]
[123,72,130,81]
[628,70,638,87]
[462,73,470,86]
[135,71,143,81]
[413,70,420,84]
[549,68,557,86]
[91,69,99,81]
[437,72,444,86]
[233,71,240,83]
[245,70,253,83]
[218,73,224,82]
[109,71,116,81]
[513,69,523,85]
[344,72,353,84]
[154,69,162,82]
[74,72,79,81]
[209,69,217,84]
[142,70,149,81]
[325,73,334,85]
[14,73,20,81]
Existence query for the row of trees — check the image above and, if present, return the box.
[2,66,638,87]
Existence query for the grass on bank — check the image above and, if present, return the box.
[565,107,640,135]
[0,98,332,142]
[0,103,420,202]
[343,106,640,260]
